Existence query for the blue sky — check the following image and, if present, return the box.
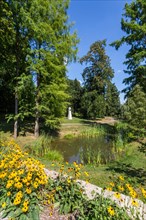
[67,0,132,103]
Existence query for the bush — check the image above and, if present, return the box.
[0,139,48,220]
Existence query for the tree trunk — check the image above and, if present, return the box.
[34,42,41,137]
[34,100,39,137]
[14,92,18,138]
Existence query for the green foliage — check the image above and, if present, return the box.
[114,121,146,143]
[46,167,131,220]
[23,134,63,162]
[0,0,79,137]
[67,79,83,115]
[81,92,106,119]
[80,40,114,119]
[123,85,146,129]
[44,150,63,162]
[106,83,121,118]
[79,126,105,138]
[64,134,75,139]
[110,0,146,94]
[24,134,52,157]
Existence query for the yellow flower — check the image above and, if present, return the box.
[23,200,29,206]
[7,191,11,196]
[67,178,71,184]
[6,180,14,189]
[14,176,20,182]
[26,187,32,194]
[131,199,139,207]
[109,182,115,187]
[33,181,39,188]
[106,187,112,191]
[119,175,124,181]
[13,198,21,205]
[22,206,28,212]
[107,206,115,216]
[129,190,137,198]
[118,185,124,192]
[126,183,132,190]
[2,202,6,208]
[141,188,146,198]
[84,171,89,177]
[18,169,24,175]
[16,191,23,199]
[114,192,121,199]
[14,182,23,189]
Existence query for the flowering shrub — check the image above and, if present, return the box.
[106,175,146,204]
[44,163,132,219]
[0,139,48,220]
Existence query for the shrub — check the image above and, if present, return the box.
[0,139,48,220]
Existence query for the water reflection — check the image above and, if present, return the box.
[50,135,115,164]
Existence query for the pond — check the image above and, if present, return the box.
[50,134,120,165]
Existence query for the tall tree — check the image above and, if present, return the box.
[106,83,121,117]
[123,85,146,128]
[67,79,82,115]
[0,0,15,113]
[110,0,146,95]
[80,40,114,119]
[0,0,31,138]
[25,0,78,136]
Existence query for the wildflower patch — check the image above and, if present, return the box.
[0,140,48,220]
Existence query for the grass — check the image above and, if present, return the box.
[0,116,146,189]
[61,117,93,124]
[38,141,146,189]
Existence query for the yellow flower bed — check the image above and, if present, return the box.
[0,139,48,219]
[107,175,146,204]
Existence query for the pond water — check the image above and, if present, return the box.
[50,134,117,164]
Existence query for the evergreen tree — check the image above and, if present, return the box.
[106,83,121,117]
[111,0,146,95]
[123,85,146,128]
[67,79,82,115]
[80,40,114,119]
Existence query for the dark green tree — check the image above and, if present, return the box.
[67,79,82,115]
[80,40,114,119]
[123,85,146,128]
[106,83,121,117]
[0,0,32,138]
[110,0,146,95]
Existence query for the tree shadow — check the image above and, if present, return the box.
[107,161,146,185]
[138,141,146,155]
[0,116,13,134]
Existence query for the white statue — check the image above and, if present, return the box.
[68,107,72,120]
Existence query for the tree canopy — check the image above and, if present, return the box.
[80,40,120,119]
[0,0,79,137]
[111,0,146,95]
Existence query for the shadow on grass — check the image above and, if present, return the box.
[0,117,13,134]
[0,115,34,136]
[138,141,146,155]
[107,162,146,185]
